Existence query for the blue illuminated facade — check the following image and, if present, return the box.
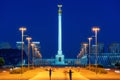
[80,43,120,68]
[90,53,120,68]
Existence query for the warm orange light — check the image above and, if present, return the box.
[19,27,27,31]
[31,43,35,47]
[83,43,88,47]
[26,37,32,41]
[34,47,38,51]
[92,27,100,32]
[88,37,92,41]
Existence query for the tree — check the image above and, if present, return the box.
[0,57,5,66]
[115,62,120,69]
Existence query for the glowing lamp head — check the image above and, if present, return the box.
[83,43,88,47]
[26,37,32,41]
[34,47,38,51]
[92,27,100,32]
[31,43,35,47]
[88,37,92,41]
[19,27,27,32]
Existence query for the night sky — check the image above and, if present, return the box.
[0,0,120,58]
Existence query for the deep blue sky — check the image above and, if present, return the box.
[0,0,120,58]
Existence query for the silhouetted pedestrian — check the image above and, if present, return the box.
[69,69,73,80]
[49,68,52,80]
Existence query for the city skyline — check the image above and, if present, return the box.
[0,0,120,58]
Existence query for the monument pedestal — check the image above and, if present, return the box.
[55,54,64,65]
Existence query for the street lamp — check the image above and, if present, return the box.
[31,43,35,68]
[83,43,88,55]
[26,37,32,69]
[83,43,88,66]
[88,37,92,68]
[19,27,27,72]
[92,27,100,74]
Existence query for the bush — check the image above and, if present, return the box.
[89,64,103,68]
[0,57,5,66]
[98,68,107,74]
[86,66,107,74]
[10,67,28,74]
[115,62,120,69]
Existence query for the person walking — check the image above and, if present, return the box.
[49,68,52,80]
[69,69,73,80]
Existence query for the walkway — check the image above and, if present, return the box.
[29,68,89,80]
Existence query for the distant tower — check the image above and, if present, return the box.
[55,4,65,65]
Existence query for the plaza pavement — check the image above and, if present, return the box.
[29,68,89,80]
[0,67,120,80]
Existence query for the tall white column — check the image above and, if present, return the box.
[55,4,64,65]
[58,5,62,55]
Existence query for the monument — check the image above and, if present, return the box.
[55,5,65,65]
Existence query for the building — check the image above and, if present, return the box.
[90,52,120,68]
[16,41,28,56]
[0,49,27,66]
[91,43,104,53]
[108,43,120,53]
[0,42,11,49]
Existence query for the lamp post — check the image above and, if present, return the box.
[31,43,35,68]
[88,37,92,68]
[19,27,27,72]
[83,43,88,66]
[34,47,38,56]
[83,43,88,55]
[92,27,100,74]
[26,37,32,69]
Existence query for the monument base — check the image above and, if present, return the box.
[55,54,65,65]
